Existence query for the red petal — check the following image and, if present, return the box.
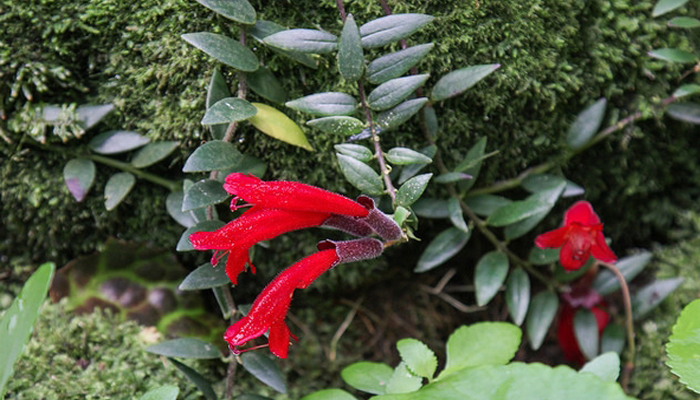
[590,232,617,263]
[224,316,268,347]
[559,240,589,271]
[268,319,291,358]
[225,247,252,284]
[535,226,570,249]
[591,306,610,335]
[564,201,601,226]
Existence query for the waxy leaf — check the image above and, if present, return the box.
[177,220,226,251]
[195,0,255,24]
[464,194,511,217]
[412,198,449,219]
[386,362,423,394]
[308,116,364,135]
[415,227,471,273]
[63,158,96,202]
[248,103,313,151]
[286,92,357,117]
[359,14,434,48]
[528,247,560,265]
[506,269,530,326]
[207,68,231,140]
[474,251,509,306]
[574,309,600,361]
[146,338,221,359]
[183,140,243,172]
[601,323,626,355]
[673,84,700,98]
[104,172,136,210]
[182,32,258,71]
[367,43,434,84]
[249,21,318,68]
[169,358,217,400]
[89,130,149,154]
[301,389,357,400]
[632,277,684,320]
[396,173,432,207]
[398,145,437,184]
[456,137,487,191]
[653,0,690,17]
[201,98,257,125]
[566,98,607,150]
[342,362,393,395]
[431,64,500,102]
[666,298,700,393]
[338,14,364,82]
[334,144,373,162]
[486,199,550,227]
[592,252,652,295]
[521,174,567,193]
[434,172,472,184]
[375,98,428,130]
[526,291,559,350]
[447,197,468,233]
[580,352,620,382]
[131,141,180,168]
[668,16,700,28]
[180,262,230,290]
[166,191,196,228]
[182,179,229,211]
[75,104,114,130]
[241,352,287,394]
[386,147,432,165]
[397,338,437,380]
[667,102,700,124]
[140,385,179,400]
[263,29,338,54]
[368,74,430,111]
[336,153,383,195]
[504,180,566,240]
[246,67,287,104]
[648,48,696,63]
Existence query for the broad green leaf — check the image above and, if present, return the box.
[182,32,258,71]
[140,385,179,400]
[668,16,700,28]
[486,199,550,227]
[63,158,96,202]
[447,197,468,233]
[182,179,229,211]
[367,43,434,84]
[308,116,364,135]
[177,220,226,251]
[521,174,567,193]
[396,173,432,208]
[334,144,373,162]
[226,154,267,178]
[666,298,700,393]
[397,338,437,380]
[566,98,607,150]
[359,14,434,48]
[286,93,357,117]
[528,247,560,265]
[195,0,255,24]
[667,102,700,124]
[386,147,432,165]
[592,252,652,295]
[207,68,231,140]
[263,29,338,54]
[506,269,530,326]
[632,277,684,320]
[411,198,449,219]
[652,0,689,17]
[580,352,620,382]
[301,389,357,400]
[342,361,393,395]
[456,137,487,191]
[336,153,384,195]
[504,181,566,240]
[673,84,700,98]
[241,352,287,394]
[201,98,257,125]
[415,227,471,273]
[179,262,230,290]
[169,358,217,400]
[440,322,521,379]
[375,98,428,130]
[385,362,423,394]
[434,172,472,184]
[89,130,150,154]
[368,75,430,111]
[248,21,318,68]
[104,172,136,210]
[166,191,196,228]
[248,103,313,151]
[431,64,500,102]
[246,67,287,104]
[648,48,696,63]
[338,14,364,82]
[183,140,244,172]
[463,194,511,217]
[146,338,221,359]
[76,104,114,130]
[398,145,437,184]
[574,309,600,361]
[474,251,509,306]
[183,180,219,224]
[600,323,626,355]
[526,291,558,350]
[131,141,180,168]
[0,262,55,398]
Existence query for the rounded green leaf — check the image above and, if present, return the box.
[574,308,600,361]
[246,67,287,104]
[592,252,652,295]
[201,97,257,125]
[180,262,230,290]
[600,323,626,355]
[301,389,357,400]
[338,14,364,82]
[474,251,509,307]
[169,358,216,400]
[131,141,180,168]
[375,98,428,130]
[183,140,244,172]
[368,75,430,111]
[263,29,338,54]
[336,153,383,195]
[89,130,150,154]
[182,179,229,211]
[286,92,357,117]
[386,147,432,165]
[673,84,700,99]
[240,352,287,394]
[104,172,136,210]
[580,352,620,382]
[447,197,468,233]
[63,158,96,202]
[397,338,437,380]
[666,299,700,393]
[248,103,313,151]
[528,247,560,265]
[308,116,364,135]
[249,21,319,68]
[385,362,423,394]
[486,199,550,227]
[652,0,690,17]
[334,143,373,162]
[140,385,179,400]
[632,277,684,320]
[367,43,434,84]
[506,268,530,326]
[526,291,559,350]
[667,102,700,124]
[411,198,449,219]
[566,98,607,150]
[431,64,500,102]
[182,32,258,71]
[177,220,226,251]
[359,14,434,48]
[668,16,700,28]
[396,173,432,207]
[415,227,471,273]
[166,191,196,228]
[195,0,255,24]
[146,338,221,359]
[648,48,696,63]
[463,194,511,217]
[341,361,393,395]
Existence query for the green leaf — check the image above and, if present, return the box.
[592,252,652,295]
[447,197,468,233]
[375,98,428,130]
[263,29,338,54]
[104,172,136,210]
[411,198,449,219]
[393,206,411,227]
[338,14,364,82]
[0,262,55,398]
[386,147,432,165]
[177,220,226,251]
[131,141,180,168]
[89,130,150,154]
[601,323,626,355]
[385,362,423,394]
[456,137,487,191]
[580,352,620,382]
[301,389,357,400]
[648,48,696,63]
[75,104,115,130]
[248,21,318,68]
[673,84,700,99]
[201,98,257,125]
[668,16,700,28]
[574,309,600,361]
[521,174,567,193]
[179,262,230,290]
[334,144,373,162]
[246,67,287,104]
[566,98,607,150]
[463,194,511,217]
[396,173,432,208]
[397,338,437,380]
[248,103,313,151]
[526,291,558,350]
[431,64,500,102]
[367,43,434,84]
[63,158,96,202]
[140,385,179,400]
[563,180,586,197]
[368,75,430,111]
[415,227,471,273]
[207,68,231,140]
[182,179,229,211]
[506,269,530,326]
[195,0,255,24]
[183,140,244,172]
[504,181,566,240]
[528,247,560,265]
[342,361,394,395]
[652,0,689,17]
[440,322,521,379]
[166,191,196,228]
[434,172,472,184]
[666,298,700,393]
[182,32,258,71]
[632,277,684,320]
[486,199,550,227]
[146,338,221,359]
[240,352,287,394]
[398,145,437,184]
[336,153,384,195]
[286,92,357,117]
[308,116,364,135]
[474,251,509,306]
[169,358,217,400]
[667,103,700,124]
[359,14,434,48]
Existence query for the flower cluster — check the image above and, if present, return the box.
[190,173,401,357]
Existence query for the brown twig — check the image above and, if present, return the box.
[329,297,363,362]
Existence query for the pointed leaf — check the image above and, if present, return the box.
[248,21,319,68]
[375,98,428,130]
[526,291,558,350]
[286,92,357,117]
[574,308,600,361]
[386,147,432,165]
[63,158,96,202]
[385,362,423,394]
[397,338,437,380]
[396,173,432,207]
[367,43,434,84]
[195,0,255,24]
[131,141,180,168]
[334,144,373,162]
[431,64,500,102]
[434,172,472,184]
[182,179,229,211]
[263,29,338,54]
[506,268,530,326]
[183,140,244,172]
[474,251,509,306]
[76,104,114,130]
[464,194,511,217]
[201,98,257,125]
[169,358,217,400]
[580,352,620,382]
[521,174,567,193]
[368,75,430,111]
[207,68,231,140]
[341,362,393,395]
[398,145,437,184]
[504,181,566,240]
[301,389,357,400]
[89,130,150,154]
[359,14,434,48]
[592,252,652,295]
[104,172,136,210]
[632,277,684,319]
[600,323,626,355]
[648,48,696,63]
[177,220,226,251]
[563,180,586,197]
[180,262,230,290]
[411,198,449,219]
[248,103,313,150]
[146,338,221,359]
[668,16,700,28]
[667,102,700,124]
[673,84,700,99]
[486,199,550,227]
[447,197,468,233]
[415,227,471,273]
[652,0,690,17]
[240,352,287,393]
[456,137,487,191]
[140,386,179,400]
[308,116,364,135]
[246,67,287,104]
[666,298,700,393]
[338,14,364,81]
[182,32,258,71]
[336,153,383,195]
[566,98,607,150]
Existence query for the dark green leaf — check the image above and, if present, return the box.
[386,147,432,165]
[249,103,313,151]
[666,298,700,393]
[600,323,626,355]
[300,389,357,400]
[195,0,255,24]
[169,358,217,400]
[308,116,364,135]
[415,227,471,273]
[486,199,550,227]
[240,352,287,394]
[207,68,231,140]
[336,154,384,195]
[667,102,700,124]
[566,98,607,150]
[668,16,700,28]
[368,75,430,111]
[385,362,423,394]
[434,172,472,184]
[248,21,318,68]
[652,0,690,17]
[246,67,287,104]
[334,144,373,162]
[431,64,500,102]
[140,385,179,400]
[286,92,356,116]
[338,14,364,82]
[580,352,620,382]
[528,247,560,265]
[182,179,229,211]
[89,130,150,154]
[474,251,509,306]
[592,252,652,295]
[342,362,393,395]
[396,173,432,207]
[411,198,449,219]
[447,198,468,233]
[367,43,434,84]
[76,104,114,130]
[359,14,434,48]
[131,141,180,168]
[183,140,243,172]
[63,158,96,202]
[177,220,226,251]
[182,32,258,71]
[375,98,428,130]
[201,98,257,125]
[166,191,196,228]
[526,291,558,350]
[180,262,230,290]
[263,29,338,54]
[104,172,136,210]
[632,277,684,320]
[673,84,700,98]
[463,194,510,217]
[456,137,487,191]
[574,309,600,361]
[506,269,530,326]
[521,174,567,193]
[423,105,439,138]
[648,48,696,63]
[146,338,221,359]
[398,145,437,184]
[504,181,566,240]
[397,338,437,380]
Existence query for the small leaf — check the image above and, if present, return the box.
[334,144,373,162]
[367,43,434,84]
[248,21,319,68]
[566,98,607,150]
[385,362,423,394]
[182,32,258,71]
[396,173,432,207]
[183,140,244,172]
[140,385,179,400]
[411,198,449,219]
[396,338,437,380]
[131,141,179,168]
[104,172,136,210]
[464,194,511,217]
[668,16,700,28]
[528,247,560,265]
[592,252,652,295]
[359,14,434,48]
[248,103,313,151]
[506,268,530,326]
[474,251,509,306]
[375,98,428,130]
[166,191,196,228]
[434,172,472,184]
[415,227,471,273]
[667,103,700,124]
[526,291,558,350]
[338,14,364,82]
[563,180,586,197]
[195,0,256,24]
[146,338,221,359]
[169,358,217,400]
[341,362,393,395]
[207,68,231,140]
[177,220,226,252]
[180,262,230,290]
[246,67,287,104]
[486,199,550,227]
[336,153,383,195]
[504,181,566,240]
[666,298,700,393]
[286,92,357,117]
[600,323,626,355]
[447,197,468,233]
[76,104,114,130]
[393,206,411,227]
[201,98,257,125]
[240,352,287,394]
[632,277,684,320]
[300,389,357,400]
[652,0,690,17]
[456,137,487,191]
[263,29,338,54]
[89,130,150,154]
[398,145,437,184]
[182,179,229,211]
[673,84,700,98]
[574,309,600,361]
[308,116,364,135]
[648,48,696,63]
[386,147,432,165]
[521,174,567,193]
[63,158,96,202]
[580,352,620,382]
[431,64,500,102]
[368,75,430,111]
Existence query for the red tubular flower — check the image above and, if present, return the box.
[535,200,617,271]
[557,303,610,365]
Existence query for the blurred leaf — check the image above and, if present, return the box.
[375,98,428,130]
[521,174,566,193]
[423,105,439,138]
[334,144,373,162]
[336,154,383,195]
[169,358,217,400]
[338,14,364,82]
[104,172,136,210]
[652,0,689,17]
[182,179,229,211]
[177,220,226,251]
[180,262,230,290]
[668,16,700,28]
[434,172,472,184]
[566,98,606,150]
[487,199,550,227]
[146,338,221,359]
[673,84,700,99]
[415,227,471,273]
[201,98,257,125]
[456,137,487,191]
[385,362,423,394]
[182,32,258,71]
[308,116,364,135]
[504,181,566,240]
[528,247,560,265]
[474,251,509,306]
[342,362,393,395]
[393,206,411,227]
[592,252,652,295]
[300,389,357,400]
[76,104,114,130]
[249,21,319,68]
[666,298,700,393]
[396,173,432,208]
[397,338,437,380]
[286,93,357,117]
[367,43,434,84]
[195,0,255,24]
[563,180,585,197]
[264,29,338,54]
[63,158,96,202]
[140,385,179,400]
[506,269,530,326]
[667,102,700,124]
[574,309,600,361]
[398,145,436,184]
[386,147,432,165]
[183,140,244,172]
[411,198,449,219]
[131,141,179,168]
[89,130,150,154]
[246,67,287,104]
[580,352,620,382]
[600,323,626,355]
[207,68,230,140]
[368,75,430,111]
[166,191,196,228]
[241,352,287,394]
[526,291,558,350]
[249,103,313,151]
[464,194,511,217]
[431,64,500,102]
[359,14,434,48]
[632,277,684,320]
[447,198,468,233]
[648,48,696,63]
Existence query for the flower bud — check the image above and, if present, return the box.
[317,238,384,265]
[356,196,403,242]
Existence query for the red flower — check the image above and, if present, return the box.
[557,303,610,365]
[535,200,616,271]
